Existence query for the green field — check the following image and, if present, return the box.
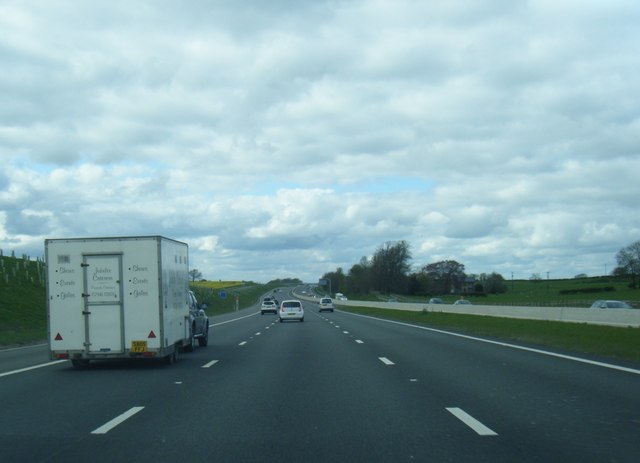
[354,276,640,308]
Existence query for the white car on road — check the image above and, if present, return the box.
[261,299,277,315]
[279,300,304,322]
[319,297,334,312]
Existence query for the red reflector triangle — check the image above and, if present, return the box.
[148,331,156,339]
[54,333,63,341]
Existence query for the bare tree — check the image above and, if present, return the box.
[419,260,466,294]
[189,268,203,282]
[371,241,412,294]
[616,240,640,288]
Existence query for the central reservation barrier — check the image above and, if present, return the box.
[297,293,640,328]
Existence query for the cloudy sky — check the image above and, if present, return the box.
[1,0,639,283]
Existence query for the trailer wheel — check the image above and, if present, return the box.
[164,348,178,365]
[184,328,195,352]
[71,359,90,369]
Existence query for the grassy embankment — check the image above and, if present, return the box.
[0,254,47,346]
[188,280,283,315]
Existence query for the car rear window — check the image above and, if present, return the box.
[607,302,626,308]
[283,301,301,308]
[321,298,332,303]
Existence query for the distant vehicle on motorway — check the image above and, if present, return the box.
[428,298,444,304]
[261,299,277,315]
[453,299,472,305]
[319,297,334,312]
[279,300,304,322]
[590,300,633,309]
[263,295,278,304]
[335,292,348,300]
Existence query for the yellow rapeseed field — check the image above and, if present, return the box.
[190,280,245,290]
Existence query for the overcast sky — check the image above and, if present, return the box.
[1,0,639,284]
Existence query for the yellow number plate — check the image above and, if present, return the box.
[131,341,147,353]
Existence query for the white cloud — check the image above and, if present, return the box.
[1,0,638,282]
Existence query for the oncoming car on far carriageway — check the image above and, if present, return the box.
[279,300,304,322]
[590,300,634,309]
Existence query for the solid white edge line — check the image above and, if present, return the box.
[210,312,259,327]
[202,360,219,368]
[338,310,640,376]
[446,407,498,436]
[379,357,395,365]
[91,406,145,435]
[0,343,48,353]
[0,360,67,378]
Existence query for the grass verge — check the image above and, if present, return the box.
[338,305,640,364]
[189,282,284,316]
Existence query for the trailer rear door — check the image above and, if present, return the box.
[82,254,124,353]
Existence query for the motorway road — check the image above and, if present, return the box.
[1,296,639,462]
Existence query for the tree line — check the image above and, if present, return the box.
[320,239,640,297]
[320,240,507,298]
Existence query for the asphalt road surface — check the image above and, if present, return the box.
[1,296,639,462]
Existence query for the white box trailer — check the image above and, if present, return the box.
[45,236,205,367]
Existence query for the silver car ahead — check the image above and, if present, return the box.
[319,297,334,312]
[279,300,304,322]
[261,299,277,315]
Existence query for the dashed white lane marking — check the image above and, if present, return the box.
[355,340,364,344]
[202,360,219,368]
[379,357,395,365]
[343,331,349,334]
[239,341,247,346]
[91,407,145,435]
[255,332,261,336]
[446,407,498,436]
